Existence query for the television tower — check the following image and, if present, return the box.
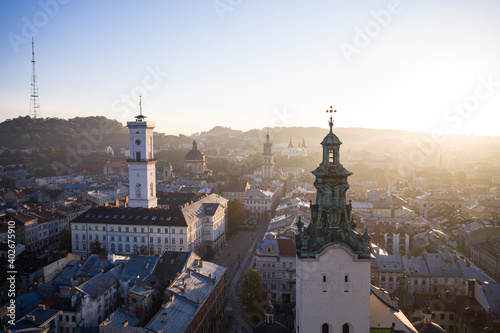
[29,38,41,119]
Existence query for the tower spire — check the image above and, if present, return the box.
[29,37,41,119]
[135,95,147,122]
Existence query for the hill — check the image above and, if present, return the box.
[0,116,128,149]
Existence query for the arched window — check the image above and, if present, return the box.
[150,182,154,196]
[136,183,142,198]
[322,323,329,333]
[118,244,123,253]
[343,323,350,333]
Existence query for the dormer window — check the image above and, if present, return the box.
[329,150,335,164]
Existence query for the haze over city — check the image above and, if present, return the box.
[1,0,500,135]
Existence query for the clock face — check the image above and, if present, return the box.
[135,139,141,146]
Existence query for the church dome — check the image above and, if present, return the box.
[185,141,204,161]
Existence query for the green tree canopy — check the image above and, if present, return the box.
[237,269,266,314]
[58,229,72,252]
[89,240,106,255]
[227,199,248,236]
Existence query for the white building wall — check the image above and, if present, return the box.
[296,245,371,333]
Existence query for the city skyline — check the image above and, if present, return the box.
[1,0,500,136]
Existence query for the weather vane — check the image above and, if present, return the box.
[135,95,147,121]
[326,106,336,131]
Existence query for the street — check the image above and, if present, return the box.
[213,217,270,332]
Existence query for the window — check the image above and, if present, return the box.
[89,226,92,231]
[172,238,175,244]
[172,228,176,234]
[344,275,349,292]
[343,324,350,333]
[134,237,137,242]
[322,323,329,333]
[180,238,183,244]
[329,150,335,164]
[157,228,160,233]
[323,274,327,292]
[134,227,137,232]
[111,236,115,241]
[449,314,454,320]
[75,234,79,240]
[440,314,445,320]
[126,227,129,232]
[165,237,168,243]
[158,237,161,243]
[180,229,183,234]
[141,228,144,232]
[150,237,154,243]
[89,234,92,241]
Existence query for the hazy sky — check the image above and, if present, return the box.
[1,0,500,136]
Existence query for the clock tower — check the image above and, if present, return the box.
[127,98,157,208]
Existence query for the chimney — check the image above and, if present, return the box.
[123,320,128,327]
[108,252,115,264]
[38,304,46,311]
[161,312,168,322]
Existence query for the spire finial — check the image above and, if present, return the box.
[135,95,147,121]
[326,106,336,132]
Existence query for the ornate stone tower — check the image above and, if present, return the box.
[262,131,275,179]
[127,98,157,208]
[295,107,372,333]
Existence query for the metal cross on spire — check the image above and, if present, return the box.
[326,106,337,132]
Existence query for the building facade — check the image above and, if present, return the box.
[70,194,227,257]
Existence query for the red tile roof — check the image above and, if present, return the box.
[277,238,296,256]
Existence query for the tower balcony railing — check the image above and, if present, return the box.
[126,158,157,163]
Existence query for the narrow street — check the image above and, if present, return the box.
[213,218,270,332]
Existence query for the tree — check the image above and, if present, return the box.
[237,269,266,315]
[1,177,15,189]
[58,229,72,252]
[227,200,248,236]
[89,240,106,255]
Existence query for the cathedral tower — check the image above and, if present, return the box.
[263,131,275,179]
[295,107,372,333]
[127,98,157,208]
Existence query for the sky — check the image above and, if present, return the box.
[1,0,500,136]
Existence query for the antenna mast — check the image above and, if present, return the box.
[29,38,41,119]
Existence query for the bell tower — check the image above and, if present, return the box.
[262,130,274,180]
[295,107,372,333]
[127,97,157,208]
